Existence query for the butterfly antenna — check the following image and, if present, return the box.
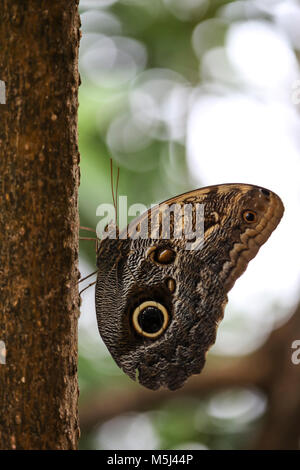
[110,158,117,223]
[115,166,120,226]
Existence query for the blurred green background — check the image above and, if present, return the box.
[78,0,300,450]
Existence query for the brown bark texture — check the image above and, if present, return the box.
[0,1,81,449]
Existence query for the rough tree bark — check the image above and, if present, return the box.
[0,1,81,449]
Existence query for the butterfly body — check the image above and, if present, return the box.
[95,184,284,390]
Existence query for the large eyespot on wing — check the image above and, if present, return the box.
[132,301,170,338]
[108,244,224,391]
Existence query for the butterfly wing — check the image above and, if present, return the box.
[96,184,284,390]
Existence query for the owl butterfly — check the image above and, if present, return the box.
[95,184,284,391]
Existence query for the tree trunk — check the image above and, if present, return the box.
[0,1,81,449]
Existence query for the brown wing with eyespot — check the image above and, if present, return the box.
[96,183,284,391]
